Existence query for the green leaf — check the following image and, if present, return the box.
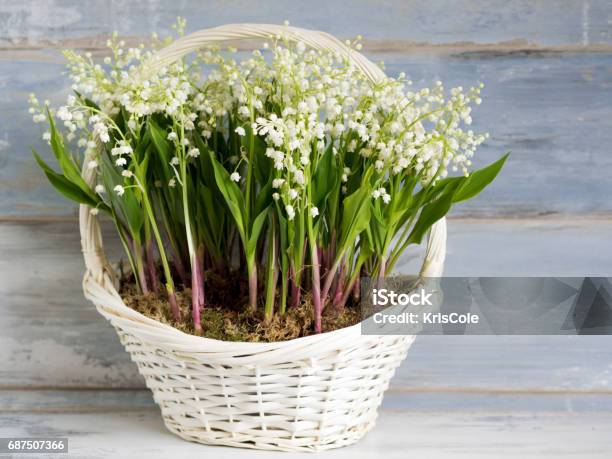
[276,207,289,274]
[32,149,102,208]
[247,208,269,256]
[194,135,218,189]
[407,182,460,245]
[453,153,509,203]
[369,201,386,253]
[147,119,172,179]
[196,183,224,261]
[73,90,101,112]
[241,125,270,185]
[387,175,417,224]
[255,180,273,216]
[338,186,372,254]
[46,110,99,202]
[99,151,143,238]
[312,143,339,213]
[206,148,247,242]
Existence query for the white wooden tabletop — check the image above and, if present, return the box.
[3,390,612,458]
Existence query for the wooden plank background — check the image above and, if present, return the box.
[2,1,612,217]
[1,2,612,455]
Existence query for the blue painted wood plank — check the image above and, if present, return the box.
[2,220,611,389]
[2,51,611,217]
[1,0,612,47]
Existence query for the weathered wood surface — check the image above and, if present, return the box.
[3,52,612,217]
[2,0,612,49]
[2,219,611,390]
[4,389,612,413]
[2,391,612,458]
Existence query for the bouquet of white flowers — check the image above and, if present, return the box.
[29,19,506,337]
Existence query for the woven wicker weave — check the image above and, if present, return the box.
[79,24,447,452]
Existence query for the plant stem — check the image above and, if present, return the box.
[145,233,159,294]
[141,184,180,321]
[353,274,361,303]
[339,272,359,309]
[245,104,255,225]
[133,240,150,295]
[197,245,206,309]
[306,215,322,333]
[290,267,301,308]
[309,241,322,334]
[320,255,342,307]
[114,213,141,293]
[264,222,277,321]
[280,269,288,315]
[247,259,258,312]
[158,194,189,285]
[332,263,346,309]
[376,256,387,289]
[191,247,203,334]
[177,117,200,325]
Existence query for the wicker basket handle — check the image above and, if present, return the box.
[80,24,446,289]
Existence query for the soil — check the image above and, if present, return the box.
[119,270,361,342]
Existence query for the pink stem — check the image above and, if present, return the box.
[339,276,357,309]
[138,265,149,294]
[376,257,387,290]
[332,265,346,309]
[248,266,258,312]
[318,246,326,278]
[197,246,206,310]
[290,269,302,308]
[352,274,361,303]
[191,252,203,334]
[311,248,322,334]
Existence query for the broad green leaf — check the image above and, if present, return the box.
[246,208,269,256]
[369,201,386,253]
[338,186,372,254]
[147,119,172,179]
[46,110,98,202]
[240,125,270,185]
[73,90,101,112]
[356,233,375,270]
[195,183,224,261]
[407,181,460,245]
[453,153,509,203]
[33,149,102,209]
[206,148,247,242]
[99,151,144,238]
[194,135,218,189]
[312,144,340,216]
[276,207,289,275]
[255,180,273,216]
[387,175,417,224]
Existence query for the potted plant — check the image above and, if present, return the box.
[28,21,506,451]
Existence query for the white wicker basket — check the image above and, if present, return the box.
[79,24,447,452]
